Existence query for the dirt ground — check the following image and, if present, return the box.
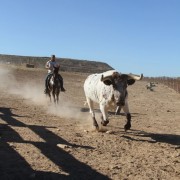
[0,65,180,180]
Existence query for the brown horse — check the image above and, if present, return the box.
[46,66,61,104]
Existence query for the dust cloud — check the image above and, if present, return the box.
[0,68,17,90]
[0,66,46,105]
[0,66,90,124]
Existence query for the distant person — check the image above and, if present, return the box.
[44,54,65,94]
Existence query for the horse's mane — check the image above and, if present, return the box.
[53,66,59,75]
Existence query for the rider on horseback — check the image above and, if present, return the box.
[44,54,65,94]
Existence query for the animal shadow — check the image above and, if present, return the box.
[122,129,180,146]
[0,107,110,180]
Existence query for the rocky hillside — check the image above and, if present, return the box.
[0,54,113,73]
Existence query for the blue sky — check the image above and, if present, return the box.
[0,0,179,77]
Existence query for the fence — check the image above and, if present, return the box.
[144,77,180,93]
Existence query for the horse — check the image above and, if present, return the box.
[46,66,61,104]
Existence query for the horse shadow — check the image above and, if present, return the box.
[0,107,110,180]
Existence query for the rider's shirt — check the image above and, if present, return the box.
[46,61,60,74]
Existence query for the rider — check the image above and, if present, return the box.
[44,54,66,94]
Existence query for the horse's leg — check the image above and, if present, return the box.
[56,93,59,104]
[47,91,53,103]
[56,89,60,104]
[53,94,56,103]
[47,92,51,102]
[47,77,52,102]
[54,91,58,104]
[52,88,56,104]
[57,94,59,104]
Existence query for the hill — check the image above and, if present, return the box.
[0,54,113,73]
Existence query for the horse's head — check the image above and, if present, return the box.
[53,65,60,75]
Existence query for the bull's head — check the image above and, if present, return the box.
[101,70,143,106]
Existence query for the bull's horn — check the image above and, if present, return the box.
[128,73,143,80]
[101,70,118,82]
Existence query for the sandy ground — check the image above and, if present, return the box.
[0,65,180,180]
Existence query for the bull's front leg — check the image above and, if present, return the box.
[86,98,99,129]
[100,104,109,126]
[90,109,98,129]
[122,101,131,131]
[124,113,131,131]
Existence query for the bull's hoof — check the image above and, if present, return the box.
[101,120,109,126]
[124,123,131,131]
[93,122,99,128]
[93,124,99,131]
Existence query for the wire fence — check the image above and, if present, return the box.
[144,77,180,93]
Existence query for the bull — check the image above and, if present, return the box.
[84,70,143,131]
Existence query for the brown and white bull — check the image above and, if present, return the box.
[84,70,143,131]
